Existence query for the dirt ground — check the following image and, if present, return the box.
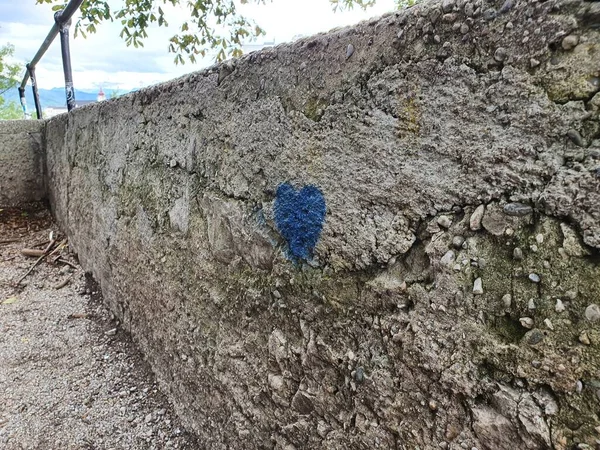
[0,203,199,450]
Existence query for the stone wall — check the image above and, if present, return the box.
[0,120,45,206]
[44,0,600,448]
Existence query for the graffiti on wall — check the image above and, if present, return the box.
[274,183,326,261]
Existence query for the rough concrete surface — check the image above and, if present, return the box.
[0,205,198,449]
[0,121,45,206]
[41,0,599,448]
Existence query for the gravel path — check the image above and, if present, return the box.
[0,204,199,449]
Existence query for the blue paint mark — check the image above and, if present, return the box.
[274,183,326,261]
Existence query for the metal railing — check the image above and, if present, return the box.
[18,0,84,119]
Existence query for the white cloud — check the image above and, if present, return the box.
[0,0,397,91]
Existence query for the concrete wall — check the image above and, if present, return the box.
[0,120,45,206]
[44,0,599,448]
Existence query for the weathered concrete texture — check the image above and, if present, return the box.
[45,0,599,448]
[0,120,45,206]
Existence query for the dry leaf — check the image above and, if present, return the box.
[2,297,18,305]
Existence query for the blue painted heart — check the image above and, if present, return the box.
[274,183,326,261]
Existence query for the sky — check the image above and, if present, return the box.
[0,0,397,92]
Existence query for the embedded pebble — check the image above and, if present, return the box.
[528,273,540,283]
[346,44,355,59]
[579,331,591,345]
[470,205,485,231]
[576,380,583,393]
[442,0,454,13]
[530,58,540,68]
[428,399,438,411]
[530,244,538,253]
[499,0,513,14]
[519,317,534,329]
[437,215,452,229]
[528,298,536,310]
[561,35,579,51]
[535,234,544,244]
[443,13,458,23]
[585,304,600,322]
[567,129,584,147]
[543,318,554,330]
[513,248,523,260]
[494,47,507,62]
[524,329,544,346]
[483,8,496,20]
[555,299,566,313]
[460,23,469,34]
[105,328,117,336]
[473,278,483,295]
[354,366,365,383]
[453,264,462,272]
[502,294,512,308]
[503,203,532,217]
[452,236,465,249]
[441,250,456,266]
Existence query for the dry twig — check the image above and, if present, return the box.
[15,239,57,285]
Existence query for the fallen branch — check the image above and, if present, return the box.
[53,274,74,290]
[57,258,78,270]
[21,248,47,257]
[0,239,20,245]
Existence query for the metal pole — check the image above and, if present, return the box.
[18,86,28,119]
[27,64,43,120]
[17,0,84,108]
[56,12,76,111]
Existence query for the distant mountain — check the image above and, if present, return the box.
[2,87,127,109]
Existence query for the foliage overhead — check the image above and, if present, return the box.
[0,42,24,120]
[36,0,417,64]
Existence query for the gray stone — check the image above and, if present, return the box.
[562,35,579,51]
[585,304,600,322]
[437,215,452,229]
[346,44,355,59]
[528,273,540,283]
[503,203,532,217]
[473,278,483,295]
[442,0,455,13]
[452,236,465,249]
[519,317,534,329]
[524,329,544,346]
[494,48,507,63]
[567,129,584,147]
[513,248,523,260]
[441,250,456,266]
[470,205,485,231]
[499,0,513,14]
